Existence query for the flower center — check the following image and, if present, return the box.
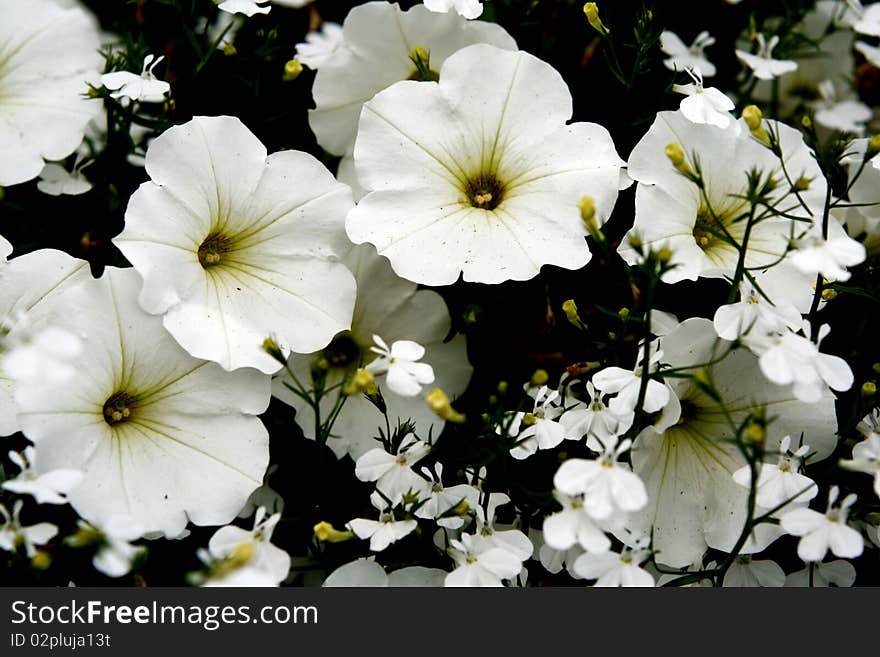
[323,333,362,369]
[198,233,231,268]
[103,391,136,426]
[693,206,725,251]
[465,173,505,211]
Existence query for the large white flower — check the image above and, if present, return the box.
[347,43,627,285]
[272,244,472,461]
[113,115,356,374]
[0,248,92,436]
[0,0,102,186]
[309,1,515,158]
[13,268,271,538]
[630,318,838,568]
[620,111,825,287]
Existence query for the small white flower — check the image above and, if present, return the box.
[1,447,83,505]
[1,324,82,386]
[101,54,171,104]
[713,281,803,343]
[661,30,717,76]
[208,506,290,585]
[722,555,786,587]
[812,79,872,134]
[445,533,523,587]
[365,335,435,397]
[673,67,735,129]
[789,222,866,283]
[855,40,880,67]
[0,500,57,558]
[851,0,880,36]
[323,557,446,586]
[414,463,479,529]
[732,436,818,509]
[354,436,431,504]
[780,486,863,562]
[84,515,145,578]
[295,22,344,69]
[542,493,611,553]
[784,559,857,587]
[470,492,534,562]
[217,0,271,17]
[553,441,648,521]
[736,33,798,80]
[839,433,880,498]
[756,324,854,403]
[347,511,417,553]
[558,381,634,448]
[423,0,484,20]
[503,385,566,460]
[592,346,670,415]
[572,537,654,587]
[36,162,92,197]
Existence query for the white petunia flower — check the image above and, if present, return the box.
[423,0,483,20]
[365,335,435,397]
[736,33,798,80]
[272,245,471,461]
[0,500,57,558]
[713,281,803,343]
[354,437,431,504]
[629,318,838,568]
[208,507,290,585]
[101,54,171,104]
[217,0,271,17]
[572,537,654,587]
[294,22,344,69]
[503,386,566,460]
[732,435,818,509]
[756,324,854,403]
[36,162,92,197]
[13,268,271,538]
[812,79,872,134]
[0,0,102,186]
[0,248,92,437]
[672,67,735,129]
[309,2,516,157]
[839,432,880,498]
[113,115,356,374]
[347,43,627,286]
[81,515,145,578]
[722,555,785,587]
[553,441,648,521]
[445,533,523,587]
[2,447,83,505]
[780,486,863,562]
[661,30,717,77]
[620,111,826,288]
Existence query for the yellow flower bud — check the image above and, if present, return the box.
[583,3,609,35]
[821,288,838,301]
[521,412,538,427]
[578,195,605,243]
[497,380,509,394]
[742,105,763,131]
[665,143,694,178]
[261,336,287,365]
[562,299,582,327]
[425,387,466,423]
[343,368,375,396]
[656,246,673,263]
[745,422,765,444]
[313,521,355,543]
[283,59,303,81]
[862,381,877,397]
[31,550,52,571]
[531,369,549,386]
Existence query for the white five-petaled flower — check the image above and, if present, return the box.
[101,54,171,104]
[208,506,290,585]
[592,346,670,415]
[840,433,880,498]
[789,221,866,283]
[1,447,83,505]
[37,161,92,197]
[217,0,271,17]
[13,268,272,538]
[812,79,872,134]
[0,500,57,558]
[780,486,864,562]
[294,22,344,69]
[732,436,818,509]
[558,380,634,448]
[503,385,566,460]
[850,0,880,36]
[572,536,655,587]
[756,324,854,403]
[323,557,446,587]
[672,67,735,129]
[80,515,146,578]
[354,437,432,504]
[0,0,102,186]
[736,33,798,80]
[365,335,435,397]
[713,281,803,343]
[553,441,648,521]
[346,43,627,286]
[660,30,717,77]
[423,0,483,20]
[542,492,611,553]
[470,492,534,562]
[347,509,418,553]
[445,533,524,587]
[113,115,356,374]
[414,463,480,529]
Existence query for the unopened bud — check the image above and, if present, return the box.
[583,3,609,35]
[562,299,584,329]
[531,369,549,386]
[821,288,838,301]
[313,521,354,543]
[745,422,766,444]
[261,336,287,365]
[665,143,694,178]
[618,307,630,320]
[343,368,375,396]
[742,105,771,146]
[283,59,303,81]
[521,412,538,427]
[426,387,466,423]
[221,43,237,56]
[868,134,880,159]
[578,196,605,243]
[31,550,52,571]
[793,176,811,192]
[801,115,812,130]
[497,380,509,395]
[862,381,877,397]
[656,246,673,263]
